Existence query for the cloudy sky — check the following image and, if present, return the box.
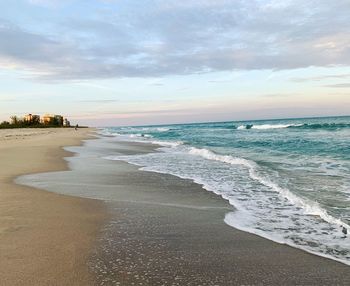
[0,0,349,126]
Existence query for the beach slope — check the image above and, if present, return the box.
[0,128,105,286]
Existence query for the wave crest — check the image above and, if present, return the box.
[238,123,303,130]
[291,123,350,130]
[237,122,350,130]
[188,147,349,229]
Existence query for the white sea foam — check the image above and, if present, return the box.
[139,127,170,132]
[238,123,303,130]
[188,147,349,229]
[128,133,152,138]
[252,124,302,129]
[156,127,170,132]
[149,140,183,147]
[97,129,121,137]
[109,131,182,148]
[223,212,350,266]
[188,147,254,168]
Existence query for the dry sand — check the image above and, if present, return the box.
[0,128,106,286]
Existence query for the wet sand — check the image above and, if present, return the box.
[0,128,106,286]
[17,136,350,285]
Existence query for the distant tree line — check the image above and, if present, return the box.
[0,115,68,129]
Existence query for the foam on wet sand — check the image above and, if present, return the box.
[17,135,350,285]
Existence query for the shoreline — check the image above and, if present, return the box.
[17,135,350,285]
[0,128,107,286]
[106,138,350,267]
[106,135,350,267]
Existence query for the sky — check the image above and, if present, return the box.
[0,0,349,126]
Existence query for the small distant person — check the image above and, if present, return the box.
[75,124,79,131]
[341,225,347,238]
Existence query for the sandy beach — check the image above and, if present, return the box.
[2,1,350,285]
[0,128,106,286]
[16,135,350,285]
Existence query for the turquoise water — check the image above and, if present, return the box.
[104,116,350,265]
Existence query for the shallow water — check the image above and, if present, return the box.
[104,116,350,265]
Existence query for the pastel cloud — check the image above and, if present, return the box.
[1,0,350,81]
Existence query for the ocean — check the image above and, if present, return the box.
[103,116,350,265]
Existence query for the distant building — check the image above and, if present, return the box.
[24,114,40,124]
[6,113,70,128]
[41,114,54,124]
[41,114,64,126]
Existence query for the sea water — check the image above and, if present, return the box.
[103,116,350,265]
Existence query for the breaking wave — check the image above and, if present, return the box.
[237,122,350,130]
[238,123,303,130]
[188,147,348,229]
